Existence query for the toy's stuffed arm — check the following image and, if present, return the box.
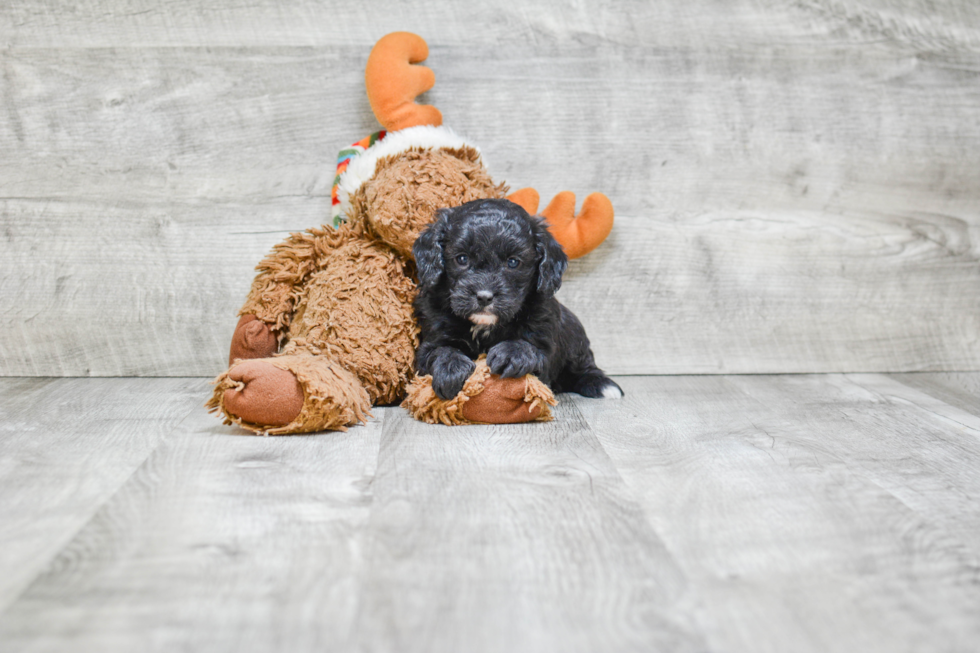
[228,315,278,367]
[230,227,336,365]
[238,229,324,326]
[507,189,614,259]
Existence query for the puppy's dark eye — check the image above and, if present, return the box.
[456,254,469,266]
[507,257,520,269]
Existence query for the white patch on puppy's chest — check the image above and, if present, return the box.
[470,323,493,340]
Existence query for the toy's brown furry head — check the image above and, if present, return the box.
[347,146,506,260]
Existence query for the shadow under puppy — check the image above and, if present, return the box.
[413,198,624,401]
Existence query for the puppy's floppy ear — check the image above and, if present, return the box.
[413,207,452,288]
[533,218,568,298]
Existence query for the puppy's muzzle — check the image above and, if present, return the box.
[468,289,498,325]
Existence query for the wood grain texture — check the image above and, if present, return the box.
[2,0,980,375]
[3,374,980,651]
[0,198,324,376]
[2,200,978,376]
[565,210,980,374]
[349,402,704,653]
[1,0,978,48]
[573,374,980,653]
[0,392,384,652]
[890,372,980,417]
[0,377,206,612]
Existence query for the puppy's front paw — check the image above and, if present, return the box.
[487,340,541,379]
[431,353,476,400]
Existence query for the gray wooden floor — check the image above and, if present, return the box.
[1,374,978,652]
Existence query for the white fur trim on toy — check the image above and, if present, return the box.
[334,125,481,222]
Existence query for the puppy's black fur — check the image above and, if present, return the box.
[412,198,623,401]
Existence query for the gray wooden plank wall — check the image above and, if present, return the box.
[1,1,979,376]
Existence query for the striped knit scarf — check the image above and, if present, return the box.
[331,130,387,227]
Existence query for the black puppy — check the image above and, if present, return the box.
[412,198,623,401]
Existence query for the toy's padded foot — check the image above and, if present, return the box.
[461,375,543,424]
[223,359,303,427]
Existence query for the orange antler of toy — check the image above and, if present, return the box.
[365,32,443,132]
[539,191,615,259]
[506,188,540,215]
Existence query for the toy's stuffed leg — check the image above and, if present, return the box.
[207,353,372,434]
[402,357,557,426]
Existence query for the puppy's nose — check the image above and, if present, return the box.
[476,290,494,305]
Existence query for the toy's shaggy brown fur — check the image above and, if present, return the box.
[207,148,506,433]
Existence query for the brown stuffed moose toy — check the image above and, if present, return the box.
[207,32,614,433]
